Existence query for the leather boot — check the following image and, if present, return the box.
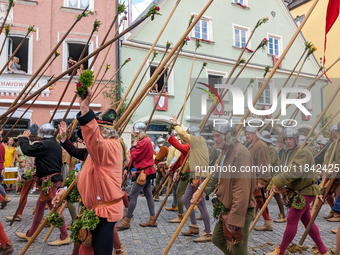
[113,244,126,255]
[116,217,131,230]
[48,236,71,246]
[273,213,286,223]
[332,229,338,234]
[169,213,184,223]
[165,205,178,211]
[193,231,212,242]
[181,224,199,236]
[255,220,273,231]
[314,251,329,255]
[324,210,334,219]
[5,215,22,221]
[0,241,14,255]
[139,216,157,227]
[4,195,10,202]
[327,212,340,222]
[196,214,203,220]
[0,199,7,209]
[264,246,280,255]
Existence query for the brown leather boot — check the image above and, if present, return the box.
[324,210,334,219]
[165,205,178,211]
[0,241,14,255]
[4,195,10,203]
[181,224,199,236]
[139,216,157,227]
[116,217,131,230]
[169,213,184,223]
[193,231,212,242]
[196,214,203,220]
[254,220,273,231]
[113,244,127,255]
[273,213,286,223]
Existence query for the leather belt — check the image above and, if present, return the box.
[93,198,122,209]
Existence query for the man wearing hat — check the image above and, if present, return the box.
[244,126,272,231]
[193,122,256,254]
[153,137,169,202]
[170,115,211,243]
[265,127,326,255]
[260,130,286,223]
[16,123,70,246]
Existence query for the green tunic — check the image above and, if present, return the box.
[267,145,319,196]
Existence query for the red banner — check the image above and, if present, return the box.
[154,95,168,111]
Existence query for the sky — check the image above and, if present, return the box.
[130,0,153,21]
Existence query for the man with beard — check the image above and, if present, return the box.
[192,122,256,254]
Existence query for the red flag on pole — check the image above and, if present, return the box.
[324,0,340,82]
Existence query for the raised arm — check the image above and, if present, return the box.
[61,138,88,161]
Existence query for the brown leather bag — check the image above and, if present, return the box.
[192,179,202,192]
[78,228,92,247]
[38,186,54,202]
[221,214,243,244]
[137,170,146,186]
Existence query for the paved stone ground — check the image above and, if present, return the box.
[1,190,339,255]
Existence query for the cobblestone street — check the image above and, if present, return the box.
[1,191,338,255]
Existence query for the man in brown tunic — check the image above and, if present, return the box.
[245,126,272,231]
[193,122,256,254]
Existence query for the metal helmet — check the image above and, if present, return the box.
[213,122,236,137]
[317,138,329,146]
[133,121,146,134]
[244,126,257,134]
[239,136,247,144]
[281,127,299,145]
[299,135,306,145]
[37,123,55,139]
[259,130,272,144]
[206,139,215,152]
[156,138,165,146]
[186,125,200,136]
[329,125,338,132]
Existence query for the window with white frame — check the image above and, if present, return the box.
[192,15,213,41]
[257,79,273,105]
[7,35,30,73]
[65,42,91,75]
[207,71,228,101]
[66,0,93,9]
[149,64,170,94]
[233,25,249,48]
[268,35,282,57]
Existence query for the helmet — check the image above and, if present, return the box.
[133,121,146,133]
[213,122,236,137]
[329,125,338,132]
[299,135,306,145]
[239,136,247,144]
[37,123,55,139]
[206,139,215,152]
[244,126,257,134]
[259,130,272,144]
[186,125,200,136]
[281,127,299,145]
[156,138,165,146]
[317,138,328,146]
[29,124,39,135]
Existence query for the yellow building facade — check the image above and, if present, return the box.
[290,0,340,122]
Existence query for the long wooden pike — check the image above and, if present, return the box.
[0,28,34,75]
[311,136,340,215]
[90,18,124,92]
[145,43,186,131]
[313,142,330,159]
[115,0,182,114]
[163,153,222,254]
[235,0,321,137]
[259,55,340,133]
[19,181,76,255]
[4,6,89,116]
[49,26,96,123]
[306,109,340,148]
[0,17,148,122]
[43,202,68,243]
[118,54,178,134]
[9,180,35,226]
[0,2,13,37]
[300,169,339,245]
